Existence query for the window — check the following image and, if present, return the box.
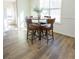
[40,0,62,23]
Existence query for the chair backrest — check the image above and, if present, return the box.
[25,16,32,24]
[47,18,55,28]
[27,19,32,24]
[44,16,51,18]
[47,18,55,24]
[25,17,32,29]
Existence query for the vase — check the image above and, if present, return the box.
[38,14,41,24]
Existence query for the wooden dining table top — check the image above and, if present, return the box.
[28,17,54,29]
[32,19,47,24]
[31,18,54,24]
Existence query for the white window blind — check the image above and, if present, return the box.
[40,0,62,23]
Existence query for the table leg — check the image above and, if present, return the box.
[39,30,41,40]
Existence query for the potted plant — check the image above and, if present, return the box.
[33,7,43,20]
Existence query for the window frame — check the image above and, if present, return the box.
[40,0,61,23]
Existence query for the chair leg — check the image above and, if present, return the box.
[27,30,28,40]
[46,30,48,44]
[52,29,54,40]
[31,30,34,44]
[45,30,47,36]
[39,30,41,40]
[34,30,36,36]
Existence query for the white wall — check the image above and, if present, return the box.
[17,0,30,29]
[30,0,40,16]
[54,0,75,37]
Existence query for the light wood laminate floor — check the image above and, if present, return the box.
[3,30,75,59]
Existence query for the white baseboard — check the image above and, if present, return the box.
[54,31,75,38]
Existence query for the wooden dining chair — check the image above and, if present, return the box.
[25,17,40,44]
[25,18,34,43]
[44,18,55,44]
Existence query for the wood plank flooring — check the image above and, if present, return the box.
[3,30,75,59]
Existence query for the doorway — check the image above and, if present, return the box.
[3,0,18,32]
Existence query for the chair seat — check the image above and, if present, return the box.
[41,24,52,30]
[28,24,40,30]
